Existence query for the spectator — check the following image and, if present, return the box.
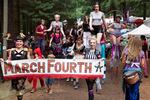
[73,37,85,89]
[45,51,55,94]
[35,19,47,54]
[140,35,148,59]
[82,16,91,48]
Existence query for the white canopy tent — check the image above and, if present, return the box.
[122,24,150,37]
[144,19,150,28]
[122,24,150,48]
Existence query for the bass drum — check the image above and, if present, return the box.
[123,71,140,85]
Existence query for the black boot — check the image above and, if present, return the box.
[88,90,94,100]
[17,95,23,100]
[17,90,24,100]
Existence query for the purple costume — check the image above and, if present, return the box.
[110,22,123,37]
[110,43,121,68]
[110,23,123,67]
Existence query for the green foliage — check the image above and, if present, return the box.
[20,0,150,21]
[20,0,55,20]
[18,0,150,33]
[20,0,91,21]
[100,0,150,17]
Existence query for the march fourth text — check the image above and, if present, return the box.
[1,59,105,79]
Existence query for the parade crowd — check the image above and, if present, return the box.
[0,3,149,100]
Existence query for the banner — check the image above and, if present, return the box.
[1,59,105,79]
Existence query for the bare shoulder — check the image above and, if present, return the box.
[23,48,29,51]
[10,48,16,51]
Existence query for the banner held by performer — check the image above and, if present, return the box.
[1,59,105,79]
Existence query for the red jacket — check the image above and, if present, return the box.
[35,24,46,39]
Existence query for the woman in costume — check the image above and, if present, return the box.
[121,37,148,100]
[73,37,85,89]
[84,36,102,100]
[108,16,126,77]
[8,36,30,100]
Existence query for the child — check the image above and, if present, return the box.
[29,43,45,93]
[45,51,55,94]
[62,35,74,59]
[62,35,74,82]
[49,26,63,58]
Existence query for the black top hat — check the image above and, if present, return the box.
[15,35,24,41]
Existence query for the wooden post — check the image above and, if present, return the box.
[3,0,8,60]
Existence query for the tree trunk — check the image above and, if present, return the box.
[3,0,8,59]
[122,1,127,22]
[0,0,3,35]
[113,11,116,21]
[0,0,3,58]
[143,2,147,20]
[8,0,20,37]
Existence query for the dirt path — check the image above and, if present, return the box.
[0,60,150,100]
